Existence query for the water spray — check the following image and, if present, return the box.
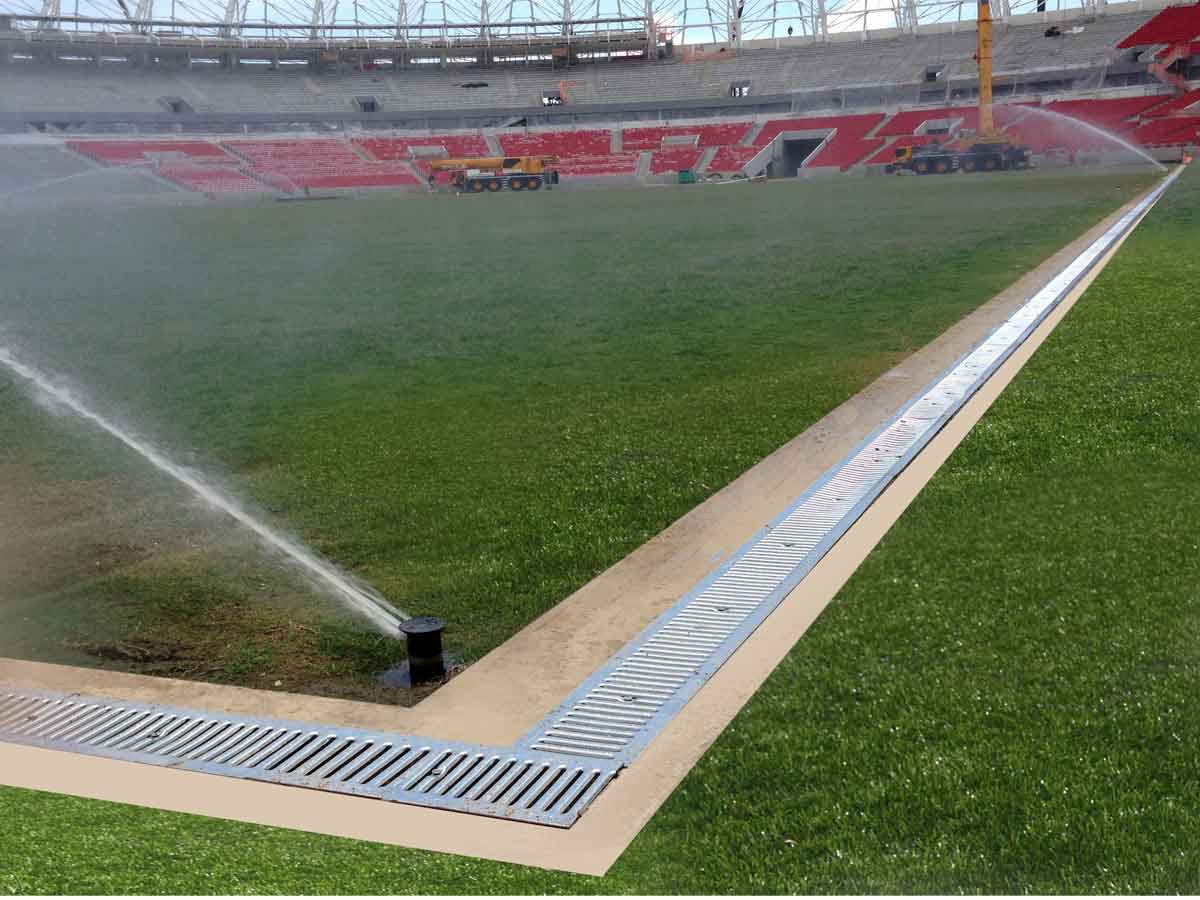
[0,343,409,633]
[1018,106,1168,173]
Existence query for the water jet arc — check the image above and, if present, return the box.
[0,344,408,632]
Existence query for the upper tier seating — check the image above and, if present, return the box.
[224,139,419,189]
[622,122,752,150]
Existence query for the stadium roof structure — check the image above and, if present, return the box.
[0,0,1133,48]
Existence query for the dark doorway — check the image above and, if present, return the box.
[778,137,825,175]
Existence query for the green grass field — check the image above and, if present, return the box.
[0,164,1194,895]
[0,171,1154,701]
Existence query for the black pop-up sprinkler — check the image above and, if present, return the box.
[398,616,447,686]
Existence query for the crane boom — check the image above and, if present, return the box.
[978,0,994,135]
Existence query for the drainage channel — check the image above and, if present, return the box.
[0,168,1180,826]
[0,688,617,827]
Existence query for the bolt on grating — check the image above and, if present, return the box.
[0,169,1179,824]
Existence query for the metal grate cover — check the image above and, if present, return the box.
[0,689,616,827]
[0,169,1179,824]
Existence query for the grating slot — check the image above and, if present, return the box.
[532,741,616,759]
[313,740,373,780]
[482,760,530,804]
[178,722,237,759]
[260,732,316,771]
[554,770,598,815]
[367,747,426,788]
[77,708,143,745]
[0,696,44,730]
[196,724,259,763]
[549,725,630,745]
[538,768,582,813]
[152,718,210,756]
[499,763,549,807]
[134,716,192,754]
[298,737,354,777]
[402,750,454,792]
[284,734,337,774]
[54,706,124,743]
[342,743,395,784]
[223,727,285,767]
[434,754,486,796]
[106,712,169,750]
[173,722,232,759]
[466,758,517,802]
[33,703,103,740]
[523,765,567,810]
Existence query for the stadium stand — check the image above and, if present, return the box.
[497,129,612,157]
[648,146,704,174]
[224,139,420,189]
[157,163,271,193]
[1116,2,1200,48]
[622,122,752,151]
[1125,115,1200,145]
[354,134,490,160]
[68,140,234,165]
[0,11,1169,119]
[1142,88,1200,117]
[707,146,761,173]
[554,153,640,176]
[1045,96,1168,128]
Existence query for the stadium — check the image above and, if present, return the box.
[0,0,1197,890]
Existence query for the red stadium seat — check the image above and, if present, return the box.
[622,122,751,150]
[224,139,420,189]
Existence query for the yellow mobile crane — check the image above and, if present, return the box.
[428,155,560,192]
[890,0,1032,174]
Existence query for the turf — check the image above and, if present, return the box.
[0,171,1154,698]
[1,165,1195,892]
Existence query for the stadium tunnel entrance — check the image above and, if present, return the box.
[777,138,825,175]
[761,130,834,177]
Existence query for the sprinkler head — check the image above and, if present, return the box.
[399,616,447,686]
